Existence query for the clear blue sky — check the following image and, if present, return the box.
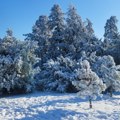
[0,0,120,40]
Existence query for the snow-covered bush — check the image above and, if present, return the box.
[93,55,120,96]
[103,38,120,65]
[36,56,78,92]
[0,30,38,94]
[80,52,120,97]
[72,60,106,108]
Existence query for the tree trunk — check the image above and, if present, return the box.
[89,96,92,108]
[110,86,113,97]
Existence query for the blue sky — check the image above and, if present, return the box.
[0,0,120,40]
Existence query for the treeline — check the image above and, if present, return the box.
[0,5,120,98]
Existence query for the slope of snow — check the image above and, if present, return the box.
[0,92,120,120]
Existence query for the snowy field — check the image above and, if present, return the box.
[0,92,120,120]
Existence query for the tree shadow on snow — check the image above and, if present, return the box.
[19,109,86,120]
[13,95,88,120]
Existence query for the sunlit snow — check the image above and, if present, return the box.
[0,92,120,120]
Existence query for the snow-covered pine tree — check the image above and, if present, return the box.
[65,5,102,59]
[48,4,66,59]
[0,29,38,94]
[15,41,38,93]
[25,15,51,67]
[103,16,120,64]
[36,56,78,92]
[66,5,85,41]
[85,18,94,37]
[72,60,106,108]
[103,38,120,65]
[93,55,120,97]
[104,16,119,41]
[81,18,103,57]
[80,52,120,97]
[65,5,85,57]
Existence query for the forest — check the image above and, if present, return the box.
[0,4,120,103]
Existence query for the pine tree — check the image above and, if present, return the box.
[25,15,51,67]
[0,30,37,94]
[103,40,120,65]
[85,18,94,37]
[36,56,77,92]
[0,29,18,56]
[48,4,66,59]
[72,60,106,108]
[65,5,85,56]
[103,16,120,64]
[104,16,119,41]
[93,55,120,97]
[66,5,85,42]
[15,41,38,93]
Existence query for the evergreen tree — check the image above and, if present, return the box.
[48,4,66,59]
[103,16,120,64]
[93,55,120,97]
[65,5,85,57]
[36,56,77,92]
[0,30,37,94]
[25,15,51,66]
[72,60,106,108]
[103,39,120,65]
[65,5,102,59]
[85,18,94,37]
[66,5,85,42]
[104,16,119,41]
[0,29,18,56]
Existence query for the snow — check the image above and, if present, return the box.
[0,92,120,120]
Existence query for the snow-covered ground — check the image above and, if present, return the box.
[0,92,120,120]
